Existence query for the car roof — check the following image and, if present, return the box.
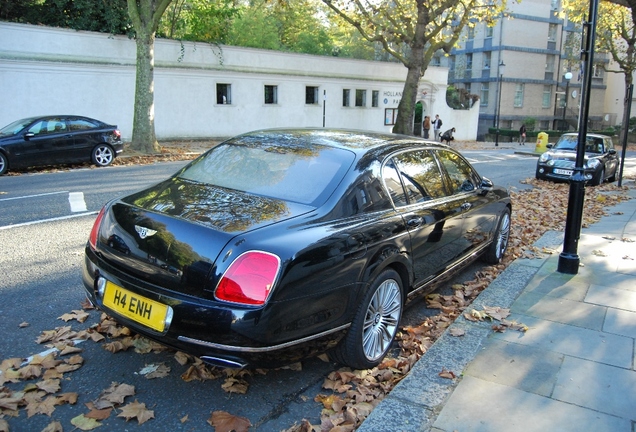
[561,132,610,139]
[231,128,452,155]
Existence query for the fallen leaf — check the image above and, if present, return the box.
[41,420,64,432]
[117,400,155,424]
[71,414,102,430]
[449,327,465,337]
[207,410,251,432]
[438,369,456,379]
[93,382,135,409]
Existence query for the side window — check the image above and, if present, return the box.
[68,118,96,131]
[392,150,447,204]
[28,118,68,134]
[27,120,49,135]
[436,150,479,194]
[382,160,407,207]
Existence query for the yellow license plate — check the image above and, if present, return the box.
[103,281,169,332]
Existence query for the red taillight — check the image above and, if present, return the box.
[215,251,280,306]
[113,129,121,139]
[89,207,106,250]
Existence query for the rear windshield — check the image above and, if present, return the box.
[178,140,355,206]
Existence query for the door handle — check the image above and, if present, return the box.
[407,217,423,228]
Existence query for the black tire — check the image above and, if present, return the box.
[591,167,605,186]
[92,144,115,167]
[482,208,511,264]
[330,269,403,370]
[0,152,7,175]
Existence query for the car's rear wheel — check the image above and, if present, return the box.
[92,144,115,166]
[592,167,605,186]
[330,269,403,370]
[482,208,511,264]
[0,152,7,175]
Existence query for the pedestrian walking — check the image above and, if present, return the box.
[423,116,431,139]
[519,124,527,145]
[432,115,443,141]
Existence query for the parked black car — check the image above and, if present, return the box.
[535,133,620,185]
[82,129,511,369]
[0,115,123,175]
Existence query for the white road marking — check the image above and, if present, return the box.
[0,191,69,202]
[0,211,98,230]
[69,192,87,212]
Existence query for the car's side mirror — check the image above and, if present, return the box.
[546,144,553,149]
[608,149,616,155]
[479,177,493,195]
[24,132,34,141]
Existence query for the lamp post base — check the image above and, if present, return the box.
[558,252,580,274]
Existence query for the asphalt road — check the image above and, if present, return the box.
[0,149,626,431]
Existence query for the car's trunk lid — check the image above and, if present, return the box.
[96,178,313,296]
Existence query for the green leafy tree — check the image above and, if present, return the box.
[322,0,506,135]
[564,0,636,143]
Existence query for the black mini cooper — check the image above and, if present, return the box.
[536,133,620,185]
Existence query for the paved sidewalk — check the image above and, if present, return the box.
[359,186,636,432]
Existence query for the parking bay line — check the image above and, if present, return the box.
[0,191,69,202]
[0,211,98,231]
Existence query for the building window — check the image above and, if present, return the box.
[467,26,475,40]
[480,83,489,106]
[485,25,494,38]
[306,86,319,104]
[542,85,551,108]
[343,89,351,107]
[355,89,367,107]
[540,120,550,129]
[449,55,456,72]
[264,85,278,104]
[372,90,379,107]
[551,0,559,10]
[465,83,472,94]
[431,56,441,66]
[216,83,231,104]
[545,55,555,73]
[514,83,525,107]
[548,24,558,42]
[466,53,473,71]
[483,52,491,69]
[593,64,604,78]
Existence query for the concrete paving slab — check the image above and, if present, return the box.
[603,308,636,339]
[512,290,606,330]
[432,376,631,432]
[586,284,636,312]
[464,338,563,397]
[553,356,636,421]
[491,314,633,368]
[523,273,589,301]
[353,397,435,432]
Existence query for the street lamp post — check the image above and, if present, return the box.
[562,72,573,130]
[494,61,506,147]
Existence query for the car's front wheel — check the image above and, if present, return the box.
[0,152,7,175]
[591,167,605,186]
[330,269,403,370]
[482,208,511,264]
[92,144,115,167]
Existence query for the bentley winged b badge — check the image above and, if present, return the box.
[135,225,157,239]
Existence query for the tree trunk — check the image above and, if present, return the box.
[393,48,425,135]
[131,31,160,154]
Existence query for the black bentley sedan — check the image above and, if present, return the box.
[535,133,620,185]
[0,115,123,175]
[82,129,511,369]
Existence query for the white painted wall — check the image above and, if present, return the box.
[0,22,479,141]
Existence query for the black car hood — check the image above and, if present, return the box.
[97,177,314,296]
